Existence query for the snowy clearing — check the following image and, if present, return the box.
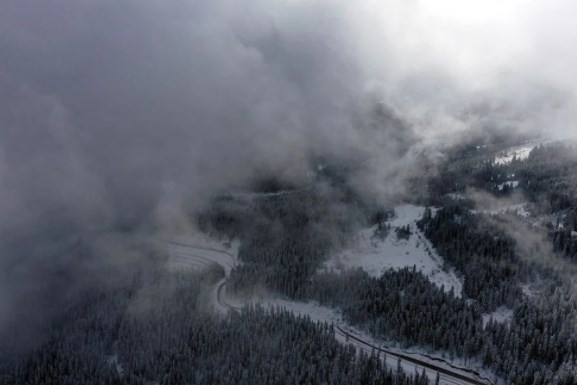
[324,204,463,297]
[494,145,534,165]
[493,138,555,165]
[482,307,513,328]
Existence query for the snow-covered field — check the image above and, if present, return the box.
[324,204,463,297]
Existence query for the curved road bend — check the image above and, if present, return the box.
[216,280,242,311]
[215,281,493,385]
[214,280,492,385]
[335,326,492,385]
[167,240,493,385]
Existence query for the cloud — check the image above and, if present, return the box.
[0,1,574,219]
[0,0,576,344]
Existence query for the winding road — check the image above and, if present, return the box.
[334,326,490,385]
[166,238,495,385]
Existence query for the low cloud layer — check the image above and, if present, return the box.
[0,0,576,341]
[1,1,575,223]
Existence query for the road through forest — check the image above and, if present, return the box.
[166,239,495,385]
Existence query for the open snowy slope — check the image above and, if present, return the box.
[494,144,535,165]
[493,138,557,165]
[165,235,239,274]
[324,204,463,296]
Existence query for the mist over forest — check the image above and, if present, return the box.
[1,1,577,385]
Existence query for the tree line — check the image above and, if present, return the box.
[1,266,430,385]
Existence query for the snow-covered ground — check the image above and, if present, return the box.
[521,284,534,298]
[494,145,534,165]
[493,138,556,165]
[324,204,463,297]
[497,181,519,191]
[482,307,513,328]
[473,203,530,218]
[165,235,239,274]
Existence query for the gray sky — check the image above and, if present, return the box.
[0,1,575,224]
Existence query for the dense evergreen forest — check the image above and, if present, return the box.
[199,171,387,299]
[0,266,430,385]
[417,205,522,311]
[198,143,577,385]
[422,142,577,260]
[4,142,577,385]
[308,264,577,384]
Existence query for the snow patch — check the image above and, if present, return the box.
[493,139,555,165]
[324,205,463,297]
[106,355,124,377]
[165,235,239,274]
[497,181,519,191]
[262,298,344,324]
[482,307,513,328]
[473,203,530,218]
[494,146,533,165]
[521,284,536,298]
[447,193,467,201]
